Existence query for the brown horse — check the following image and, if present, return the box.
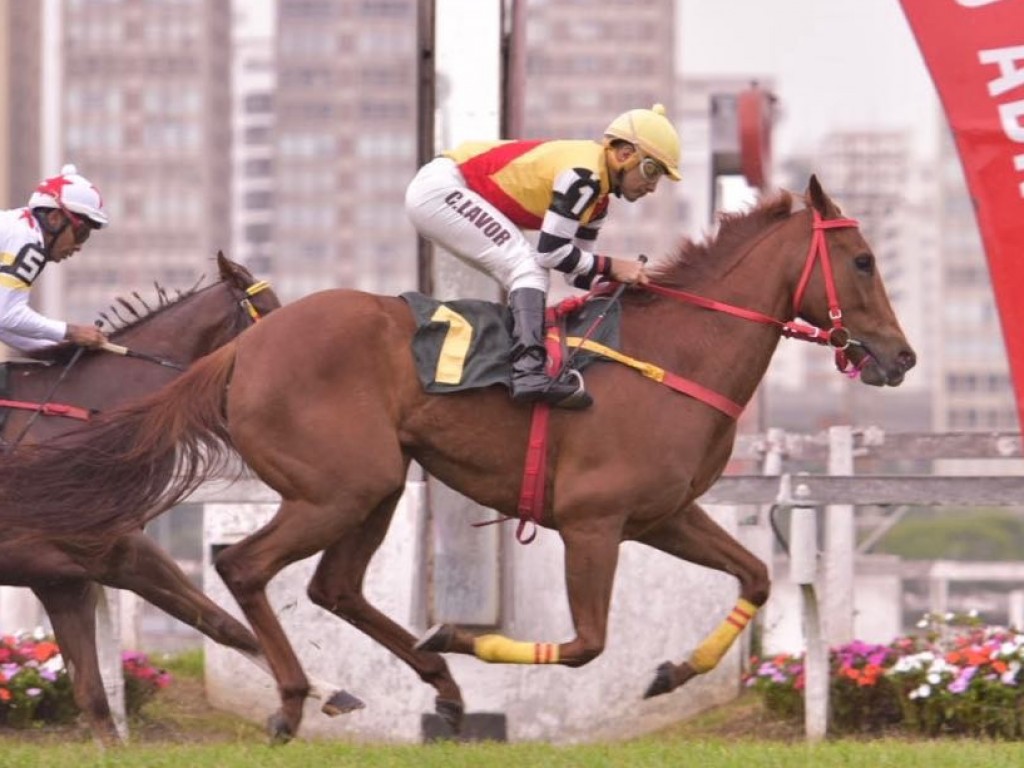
[0,253,281,744]
[0,177,915,742]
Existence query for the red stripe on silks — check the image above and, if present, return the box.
[457,140,546,229]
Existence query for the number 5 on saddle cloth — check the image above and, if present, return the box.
[401,292,621,395]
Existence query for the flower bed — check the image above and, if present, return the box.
[746,613,1024,738]
[0,630,171,729]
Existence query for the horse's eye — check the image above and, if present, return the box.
[854,254,875,274]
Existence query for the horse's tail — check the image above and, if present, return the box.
[0,343,239,537]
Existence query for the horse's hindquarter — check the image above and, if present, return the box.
[226,290,421,500]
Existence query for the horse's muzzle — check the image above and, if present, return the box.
[858,343,916,387]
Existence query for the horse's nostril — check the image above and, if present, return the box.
[899,350,917,371]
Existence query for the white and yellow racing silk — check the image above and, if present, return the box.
[0,207,67,351]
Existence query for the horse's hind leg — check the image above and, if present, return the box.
[306,488,465,730]
[417,517,623,670]
[105,530,354,715]
[633,501,770,698]
[104,531,262,654]
[33,581,122,747]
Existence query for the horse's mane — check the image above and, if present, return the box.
[647,190,796,288]
[99,276,205,333]
[24,276,206,365]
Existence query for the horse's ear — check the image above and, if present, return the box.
[806,174,840,217]
[216,250,232,280]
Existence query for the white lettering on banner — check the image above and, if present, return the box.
[979,46,1024,197]
[957,0,1009,7]
[979,45,1024,97]
[1000,100,1024,142]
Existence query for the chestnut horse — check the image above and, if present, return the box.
[0,253,280,744]
[0,178,915,742]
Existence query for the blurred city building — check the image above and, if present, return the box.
[523,0,683,295]
[2,0,232,332]
[762,129,938,433]
[269,0,419,301]
[231,14,275,275]
[933,127,1017,433]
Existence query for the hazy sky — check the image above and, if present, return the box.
[678,0,942,159]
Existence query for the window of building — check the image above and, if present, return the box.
[244,93,274,114]
[244,158,273,177]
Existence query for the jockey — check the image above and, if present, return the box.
[0,164,110,353]
[405,103,680,409]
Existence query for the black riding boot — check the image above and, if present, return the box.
[508,288,591,409]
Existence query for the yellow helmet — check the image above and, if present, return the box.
[603,103,681,181]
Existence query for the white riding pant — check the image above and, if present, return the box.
[404,157,548,294]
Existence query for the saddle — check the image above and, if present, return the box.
[401,291,621,395]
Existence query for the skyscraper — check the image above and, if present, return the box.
[271,0,419,301]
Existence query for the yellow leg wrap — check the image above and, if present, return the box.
[689,598,758,673]
[474,634,560,665]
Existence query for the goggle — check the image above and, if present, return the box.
[62,208,100,244]
[638,155,669,181]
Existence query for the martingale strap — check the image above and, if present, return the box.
[0,398,92,421]
[512,329,743,543]
[560,336,744,419]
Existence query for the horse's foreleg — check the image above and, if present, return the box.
[33,581,123,748]
[633,501,770,698]
[307,490,465,731]
[416,518,622,670]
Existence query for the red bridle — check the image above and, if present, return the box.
[791,210,862,373]
[636,208,867,375]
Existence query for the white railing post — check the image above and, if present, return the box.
[824,425,855,645]
[95,588,128,740]
[790,504,827,741]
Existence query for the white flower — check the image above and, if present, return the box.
[910,684,932,700]
[927,671,942,685]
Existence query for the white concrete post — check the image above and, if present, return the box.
[0,587,43,633]
[928,575,949,618]
[791,506,827,741]
[1009,590,1024,631]
[95,588,128,740]
[119,590,142,653]
[824,425,855,645]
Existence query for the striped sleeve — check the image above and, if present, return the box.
[535,168,611,289]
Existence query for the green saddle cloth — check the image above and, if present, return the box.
[400,292,620,394]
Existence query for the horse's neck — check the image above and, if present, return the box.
[637,235,802,411]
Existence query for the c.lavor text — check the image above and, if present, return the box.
[445,191,512,246]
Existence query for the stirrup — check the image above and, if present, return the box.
[548,369,592,410]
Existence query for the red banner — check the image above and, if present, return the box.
[899,0,1024,428]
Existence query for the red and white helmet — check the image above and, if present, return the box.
[28,164,109,228]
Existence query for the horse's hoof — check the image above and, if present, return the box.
[322,689,366,717]
[435,696,464,733]
[644,661,676,699]
[415,623,454,653]
[266,712,295,745]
